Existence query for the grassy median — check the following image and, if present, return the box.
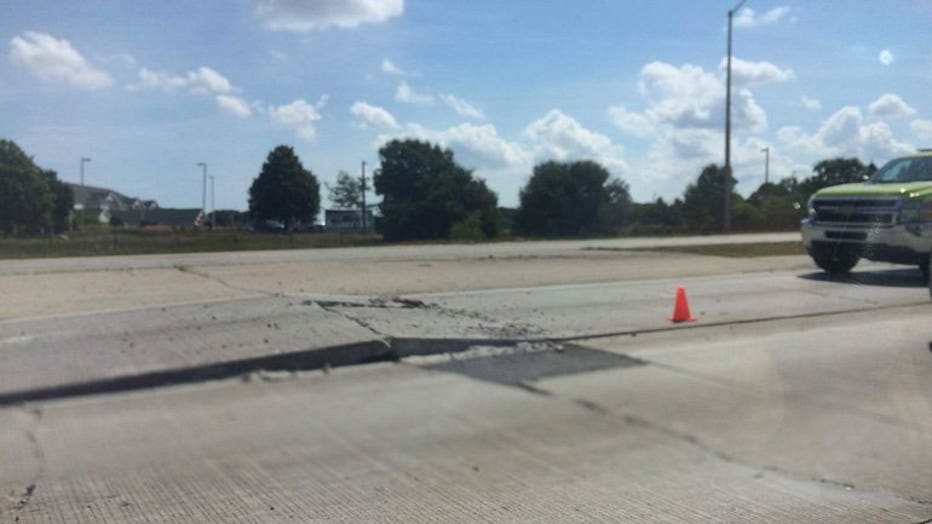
[0,229,383,259]
[588,241,806,258]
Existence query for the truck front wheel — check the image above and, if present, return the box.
[919,254,930,282]
[810,244,860,274]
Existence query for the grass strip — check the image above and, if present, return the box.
[588,241,806,258]
[0,230,383,260]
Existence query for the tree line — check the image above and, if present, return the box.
[2,137,877,240]
[0,140,73,235]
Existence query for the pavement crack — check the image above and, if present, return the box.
[535,390,920,507]
[9,408,44,519]
[307,296,428,310]
[615,411,866,495]
[309,300,389,339]
[174,265,268,297]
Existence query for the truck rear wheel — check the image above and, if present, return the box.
[810,244,860,274]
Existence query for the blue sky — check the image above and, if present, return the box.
[3,1,932,210]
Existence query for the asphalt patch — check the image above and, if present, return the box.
[421,344,644,387]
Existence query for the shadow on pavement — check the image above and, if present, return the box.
[797,268,926,288]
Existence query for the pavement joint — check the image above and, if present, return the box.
[560,300,932,343]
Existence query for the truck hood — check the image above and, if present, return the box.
[815,181,932,198]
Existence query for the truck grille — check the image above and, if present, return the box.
[811,197,900,226]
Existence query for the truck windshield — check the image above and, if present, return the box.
[868,155,932,183]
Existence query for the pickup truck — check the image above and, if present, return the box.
[800,151,932,290]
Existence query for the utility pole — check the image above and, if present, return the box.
[761,147,770,185]
[209,175,215,229]
[360,161,368,232]
[724,0,748,233]
[80,157,91,186]
[197,162,207,226]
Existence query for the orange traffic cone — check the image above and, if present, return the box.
[668,285,696,322]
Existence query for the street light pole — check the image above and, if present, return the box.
[724,0,748,233]
[80,157,91,186]
[761,147,770,185]
[197,162,207,225]
[360,161,367,232]
[209,175,215,229]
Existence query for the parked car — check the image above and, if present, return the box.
[248,219,285,233]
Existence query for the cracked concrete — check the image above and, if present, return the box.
[445,345,932,515]
[2,357,928,522]
[0,235,928,521]
[3,408,43,523]
[413,343,909,508]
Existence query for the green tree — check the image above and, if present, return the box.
[629,197,684,235]
[798,158,871,200]
[745,178,805,231]
[45,170,74,233]
[0,139,52,234]
[374,139,500,241]
[680,163,739,233]
[515,160,628,237]
[598,178,634,235]
[326,170,363,209]
[248,145,320,228]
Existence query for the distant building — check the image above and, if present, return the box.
[110,208,204,228]
[325,209,374,232]
[69,183,158,224]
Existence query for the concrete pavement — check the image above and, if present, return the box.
[1,304,929,522]
[1,235,930,522]
[2,263,927,403]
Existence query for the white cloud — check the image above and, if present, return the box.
[395,81,433,104]
[127,67,187,92]
[733,8,756,28]
[604,59,801,197]
[187,67,234,95]
[801,95,822,111]
[373,110,628,201]
[381,59,404,75]
[216,95,252,118]
[761,6,791,24]
[734,6,791,29]
[911,119,932,141]
[525,109,628,172]
[637,61,767,132]
[879,49,894,65]
[435,123,531,172]
[378,122,530,173]
[129,66,236,96]
[733,89,768,133]
[252,0,404,31]
[9,31,112,89]
[639,62,721,128]
[269,98,323,141]
[607,105,654,138]
[643,129,720,183]
[350,101,399,131]
[440,93,485,119]
[725,57,794,86]
[820,107,863,148]
[778,105,913,161]
[868,93,915,120]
